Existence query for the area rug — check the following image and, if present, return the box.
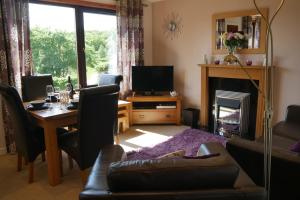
[126,128,227,160]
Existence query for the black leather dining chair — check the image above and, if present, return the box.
[21,75,53,102]
[57,85,119,183]
[0,84,46,183]
[98,74,123,86]
[98,74,123,139]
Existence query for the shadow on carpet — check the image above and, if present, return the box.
[126,129,227,160]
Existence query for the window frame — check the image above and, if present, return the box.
[29,0,116,88]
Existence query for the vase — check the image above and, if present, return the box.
[224,46,238,64]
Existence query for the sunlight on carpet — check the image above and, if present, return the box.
[125,128,172,148]
[120,144,137,152]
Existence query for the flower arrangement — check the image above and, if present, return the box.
[221,32,248,54]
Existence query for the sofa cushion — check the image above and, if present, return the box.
[107,157,239,192]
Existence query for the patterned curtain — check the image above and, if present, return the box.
[0,0,33,153]
[116,0,144,98]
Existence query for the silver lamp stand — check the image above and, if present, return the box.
[234,1,286,199]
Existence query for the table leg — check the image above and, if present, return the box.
[128,103,132,126]
[43,123,61,186]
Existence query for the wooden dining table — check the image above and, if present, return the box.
[25,100,131,186]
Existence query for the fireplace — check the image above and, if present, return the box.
[199,64,267,139]
[214,90,250,138]
[208,77,259,139]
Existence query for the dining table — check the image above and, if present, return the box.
[25,100,132,186]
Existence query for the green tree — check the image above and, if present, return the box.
[30,28,112,88]
[30,27,77,77]
[85,31,110,72]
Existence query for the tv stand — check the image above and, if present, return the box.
[134,91,163,96]
[127,95,181,125]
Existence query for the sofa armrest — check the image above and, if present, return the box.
[80,144,126,200]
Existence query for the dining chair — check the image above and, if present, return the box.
[0,84,46,183]
[21,74,53,102]
[98,74,123,140]
[98,74,123,86]
[57,85,119,183]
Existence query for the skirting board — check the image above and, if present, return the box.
[0,147,7,155]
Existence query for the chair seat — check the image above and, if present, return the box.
[58,130,80,165]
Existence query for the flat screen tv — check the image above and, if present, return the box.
[132,66,173,93]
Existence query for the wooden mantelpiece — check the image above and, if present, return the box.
[199,64,266,139]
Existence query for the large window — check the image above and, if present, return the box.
[29,2,117,89]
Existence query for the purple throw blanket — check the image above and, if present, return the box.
[126,128,227,160]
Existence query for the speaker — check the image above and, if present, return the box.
[183,108,200,129]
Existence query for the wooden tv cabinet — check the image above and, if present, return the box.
[126,95,181,125]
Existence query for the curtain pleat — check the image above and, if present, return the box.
[0,0,32,153]
[116,0,144,98]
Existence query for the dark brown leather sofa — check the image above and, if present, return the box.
[226,105,300,200]
[80,143,265,200]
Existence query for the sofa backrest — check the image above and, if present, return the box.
[107,157,239,192]
[286,105,300,124]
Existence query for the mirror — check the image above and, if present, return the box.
[212,8,268,54]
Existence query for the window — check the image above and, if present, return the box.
[83,12,117,85]
[29,2,117,89]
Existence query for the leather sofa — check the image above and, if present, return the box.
[80,143,265,200]
[226,105,300,200]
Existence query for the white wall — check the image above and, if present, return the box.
[152,0,300,123]
[144,1,153,65]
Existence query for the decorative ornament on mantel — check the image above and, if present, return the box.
[163,12,183,40]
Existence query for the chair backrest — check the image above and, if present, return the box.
[0,84,34,159]
[77,85,119,170]
[98,74,123,86]
[21,75,53,102]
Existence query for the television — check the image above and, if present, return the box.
[132,66,173,93]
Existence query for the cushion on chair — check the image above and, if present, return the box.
[107,157,239,192]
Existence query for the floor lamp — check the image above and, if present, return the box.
[234,0,286,199]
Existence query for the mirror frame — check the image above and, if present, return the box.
[212,8,268,54]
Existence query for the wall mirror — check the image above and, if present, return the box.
[212,8,268,54]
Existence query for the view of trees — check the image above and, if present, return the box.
[30,27,113,88]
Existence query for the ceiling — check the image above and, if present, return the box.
[88,0,165,4]
[147,0,165,2]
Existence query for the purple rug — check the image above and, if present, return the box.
[126,129,227,160]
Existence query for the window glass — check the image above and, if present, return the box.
[84,12,117,85]
[29,3,78,89]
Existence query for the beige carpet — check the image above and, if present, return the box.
[0,125,188,200]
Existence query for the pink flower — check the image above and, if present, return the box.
[227,32,234,40]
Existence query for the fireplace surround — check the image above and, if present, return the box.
[199,64,267,139]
